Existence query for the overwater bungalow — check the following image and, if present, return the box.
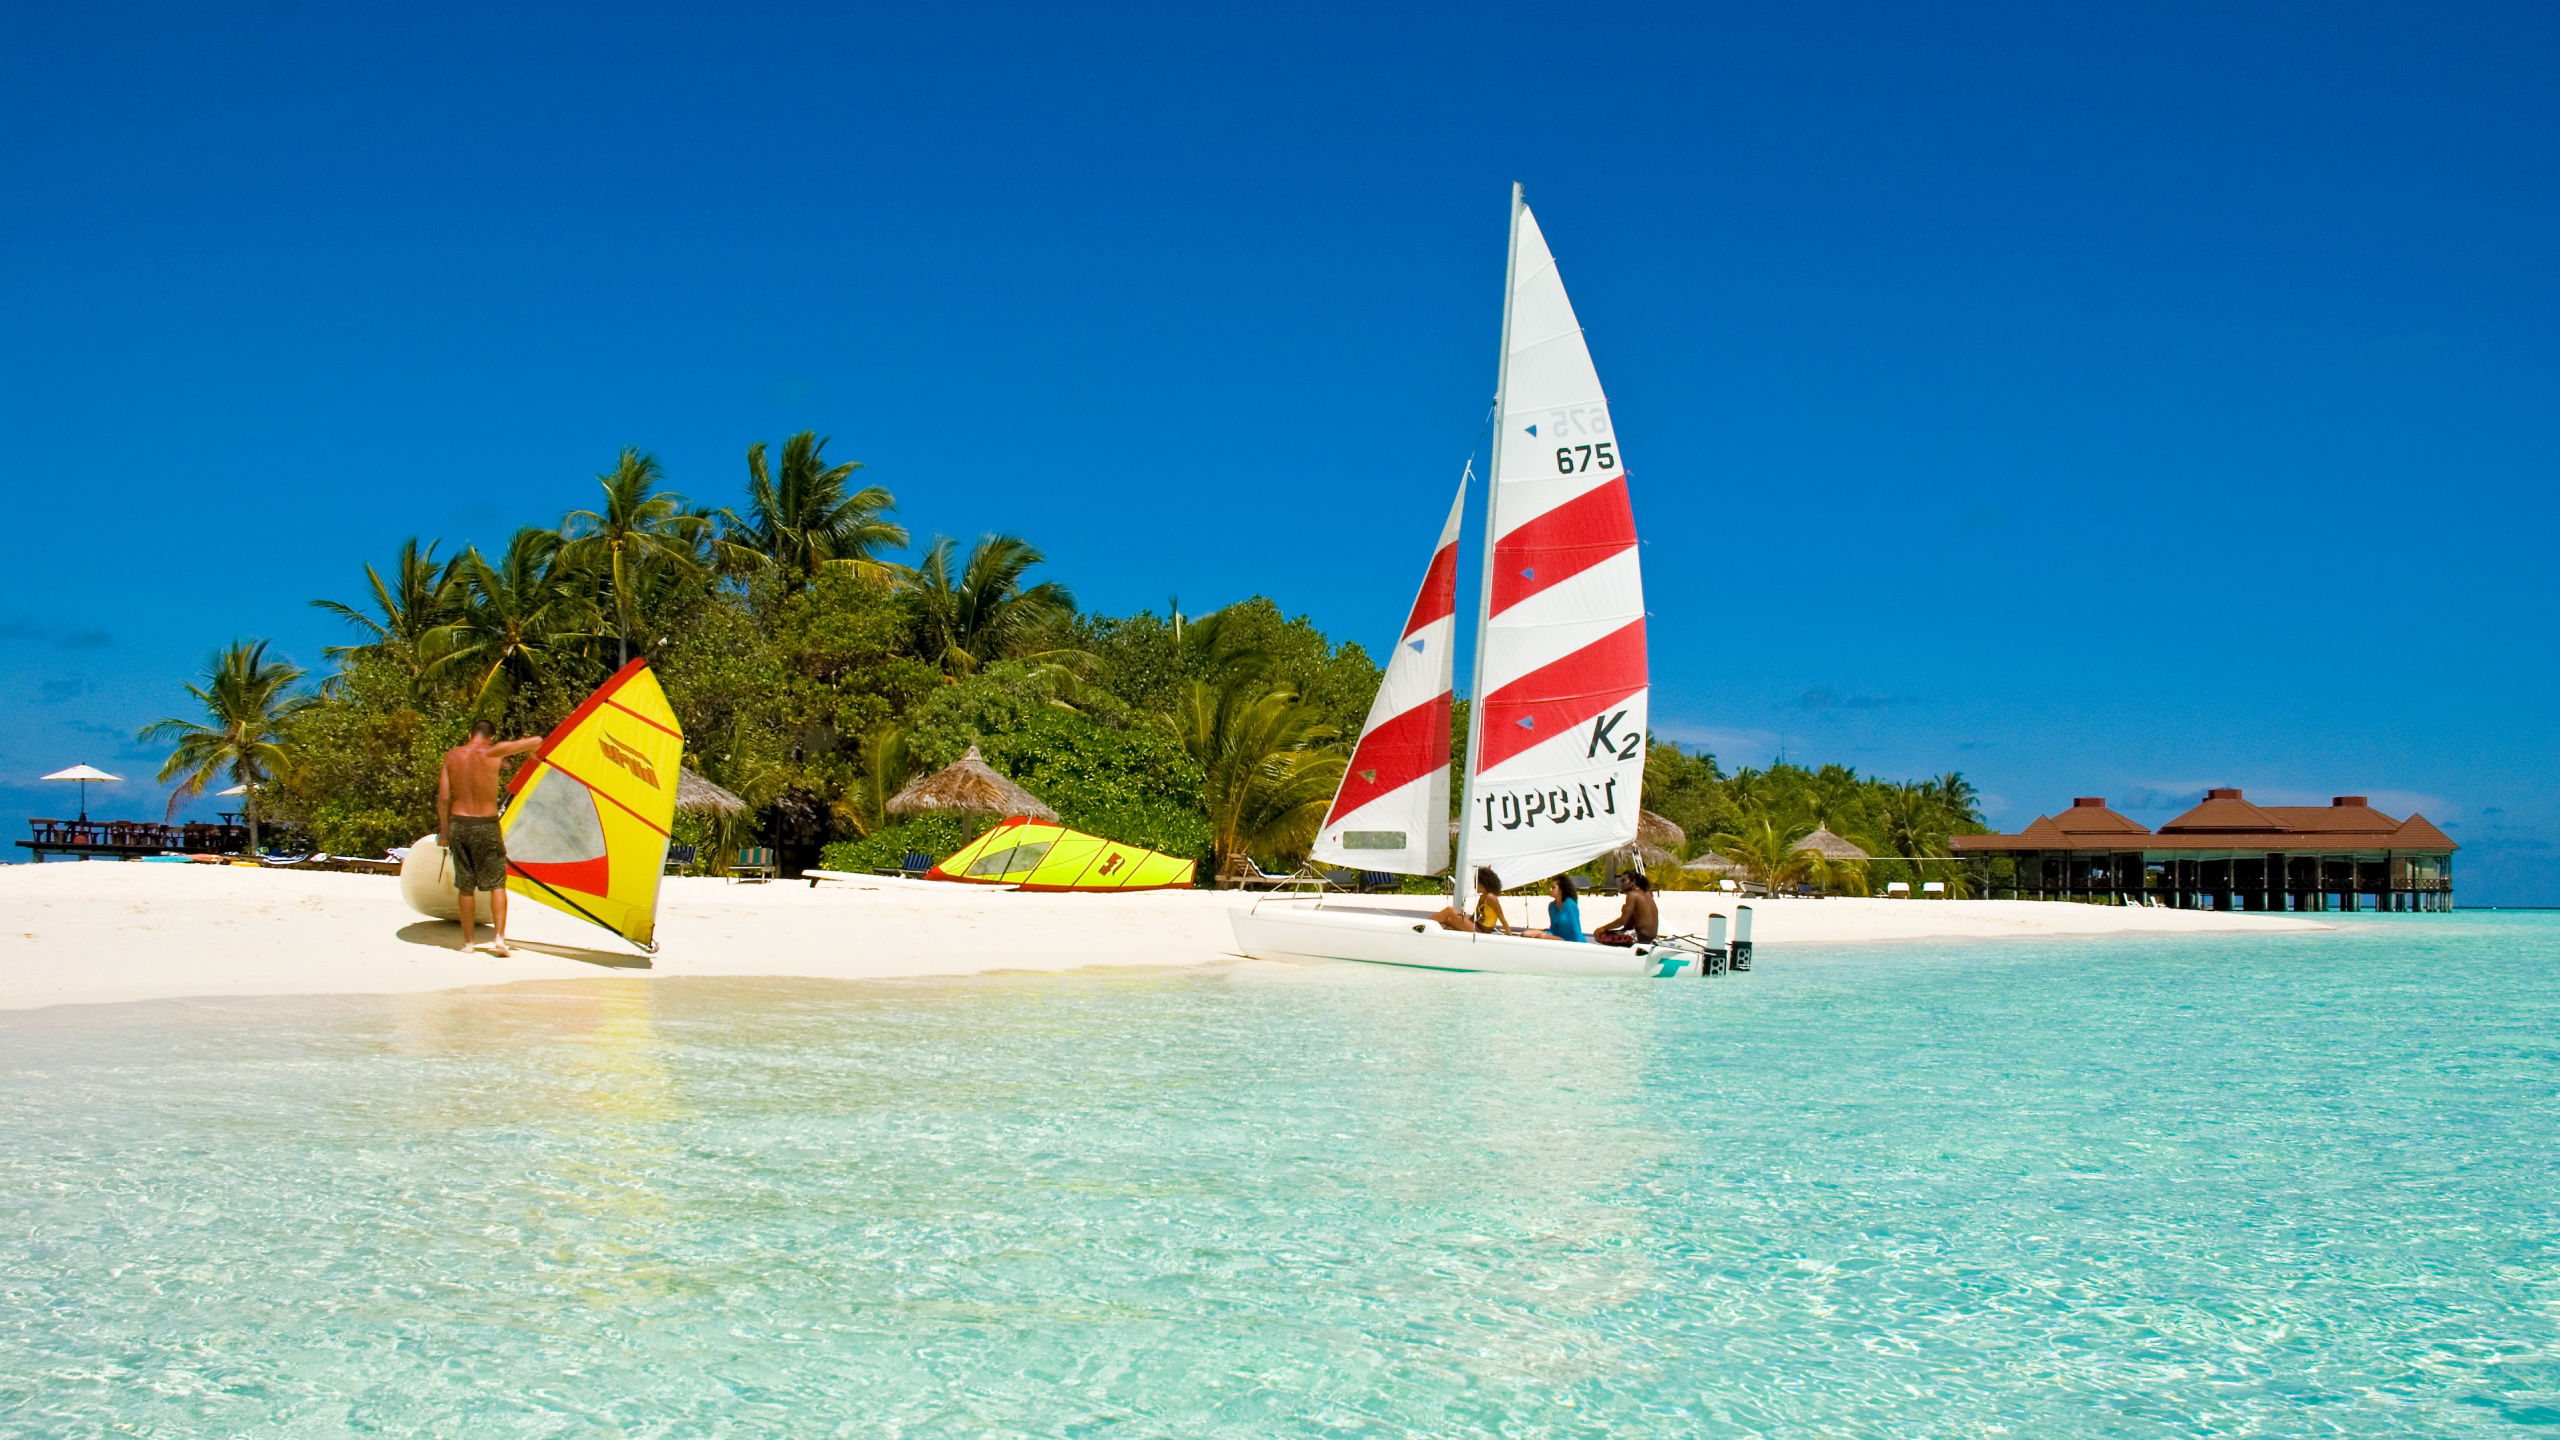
[1951,789,2455,911]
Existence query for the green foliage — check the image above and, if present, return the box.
[906,661,1076,768]
[1659,743,1987,894]
[979,710,1209,858]
[138,639,318,851]
[1157,662,1342,868]
[732,431,907,587]
[819,815,966,875]
[204,432,1993,889]
[561,448,707,666]
[908,533,1079,677]
[1081,596,1381,742]
[269,654,470,856]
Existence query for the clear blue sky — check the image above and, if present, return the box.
[4,1,2553,900]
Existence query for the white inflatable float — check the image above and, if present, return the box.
[398,834,496,922]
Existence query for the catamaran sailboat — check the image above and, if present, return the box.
[1229,186,1702,978]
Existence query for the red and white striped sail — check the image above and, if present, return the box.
[1310,476,1466,876]
[1462,200,1647,885]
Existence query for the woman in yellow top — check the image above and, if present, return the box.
[1434,867,1511,933]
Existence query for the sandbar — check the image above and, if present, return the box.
[0,863,2334,1011]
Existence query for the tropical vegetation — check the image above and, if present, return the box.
[139,640,316,854]
[137,428,1990,888]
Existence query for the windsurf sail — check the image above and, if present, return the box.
[1309,474,1464,876]
[928,818,1196,891]
[501,658,683,949]
[1456,191,1648,895]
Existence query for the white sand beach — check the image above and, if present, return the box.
[0,862,2335,1011]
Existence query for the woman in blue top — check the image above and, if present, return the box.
[1527,875,1586,942]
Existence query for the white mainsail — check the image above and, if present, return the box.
[1309,476,1466,876]
[1456,194,1648,893]
[1226,186,1693,979]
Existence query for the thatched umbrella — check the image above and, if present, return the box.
[1683,851,1743,875]
[676,769,746,816]
[1599,811,1687,875]
[887,744,1059,824]
[1792,825,1871,861]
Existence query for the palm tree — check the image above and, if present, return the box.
[1159,670,1344,871]
[731,431,907,586]
[830,723,916,839]
[1874,781,1966,897]
[1928,771,1983,826]
[908,534,1080,676]
[1725,766,1769,816]
[426,528,602,715]
[138,640,316,854]
[562,448,705,667]
[1708,814,1869,896]
[310,537,458,692]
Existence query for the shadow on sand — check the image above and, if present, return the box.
[394,921,654,970]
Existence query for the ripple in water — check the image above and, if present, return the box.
[3,914,2557,1436]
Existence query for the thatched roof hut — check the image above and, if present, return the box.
[1605,840,1682,871]
[1683,850,1743,874]
[1792,825,1871,861]
[1596,812,1690,875]
[676,769,747,817]
[886,744,1060,823]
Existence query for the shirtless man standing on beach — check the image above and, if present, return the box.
[437,719,542,955]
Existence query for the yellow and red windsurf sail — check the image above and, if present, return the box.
[501,659,683,949]
[928,817,1195,892]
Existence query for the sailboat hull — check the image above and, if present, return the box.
[1229,898,1703,978]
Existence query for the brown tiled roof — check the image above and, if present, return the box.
[2261,803,2394,833]
[2159,788,2286,832]
[1952,788,2457,854]
[2051,797,2147,834]
[2392,814,2457,849]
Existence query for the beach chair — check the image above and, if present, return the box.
[664,843,697,875]
[731,846,778,883]
[1217,855,1310,891]
[1921,881,1947,898]
[1885,881,1911,898]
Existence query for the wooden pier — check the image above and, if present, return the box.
[18,818,250,861]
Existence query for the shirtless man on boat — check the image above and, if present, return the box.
[1592,871,1658,948]
[437,719,542,955]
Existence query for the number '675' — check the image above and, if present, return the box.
[1555,443,1615,474]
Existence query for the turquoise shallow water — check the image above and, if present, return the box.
[3,916,2557,1437]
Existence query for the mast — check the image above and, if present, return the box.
[1452,182,1525,916]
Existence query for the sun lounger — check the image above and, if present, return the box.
[1216,856,1319,891]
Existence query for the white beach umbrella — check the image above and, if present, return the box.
[41,764,122,822]
[217,784,248,796]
